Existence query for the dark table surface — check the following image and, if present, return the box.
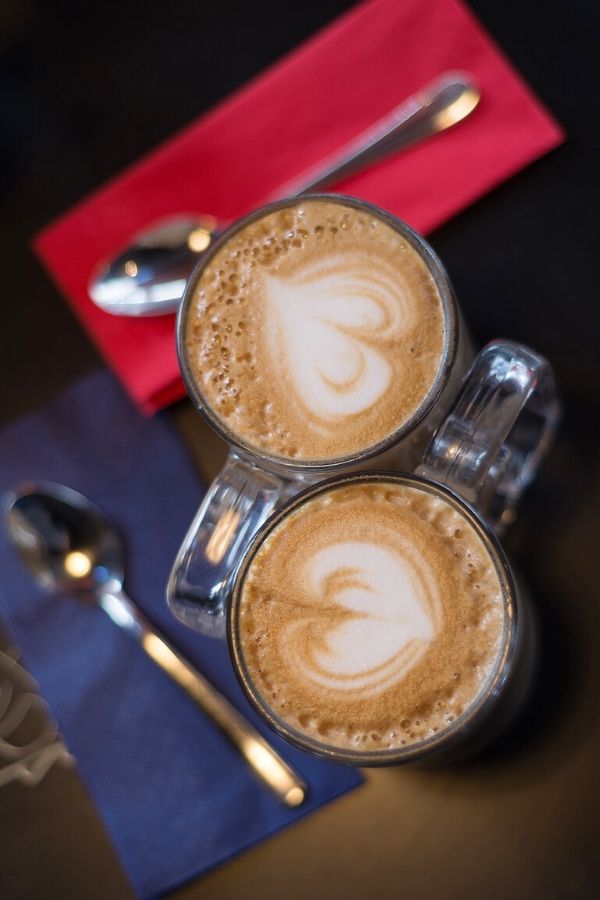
[1,1,599,898]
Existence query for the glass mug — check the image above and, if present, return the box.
[167,194,556,637]
[228,346,560,765]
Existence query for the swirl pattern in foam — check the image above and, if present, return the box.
[286,541,441,697]
[236,481,506,755]
[184,198,445,461]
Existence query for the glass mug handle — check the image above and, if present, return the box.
[167,456,288,636]
[416,339,561,533]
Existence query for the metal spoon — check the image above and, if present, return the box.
[3,481,307,807]
[89,71,480,317]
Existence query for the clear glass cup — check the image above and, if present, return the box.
[167,195,556,637]
[227,342,560,764]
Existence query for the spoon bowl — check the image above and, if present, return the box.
[89,216,220,316]
[5,481,124,597]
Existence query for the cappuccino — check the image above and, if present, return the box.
[232,478,507,758]
[182,197,446,463]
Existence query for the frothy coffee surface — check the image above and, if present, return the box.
[236,481,506,755]
[184,198,445,461]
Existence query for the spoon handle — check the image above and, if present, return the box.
[99,589,307,807]
[271,71,480,197]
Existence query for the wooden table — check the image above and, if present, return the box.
[1,1,598,897]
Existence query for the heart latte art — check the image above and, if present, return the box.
[264,254,410,422]
[285,541,441,698]
[184,198,445,461]
[235,481,506,756]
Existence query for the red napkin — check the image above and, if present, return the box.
[34,0,564,414]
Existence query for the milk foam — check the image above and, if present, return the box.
[184,199,445,461]
[264,253,409,419]
[237,481,506,754]
[286,541,440,696]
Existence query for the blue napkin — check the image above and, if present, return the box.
[0,370,362,898]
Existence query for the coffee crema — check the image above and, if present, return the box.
[183,198,446,462]
[234,480,507,755]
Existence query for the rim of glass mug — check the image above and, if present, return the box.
[227,471,519,766]
[176,193,459,473]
